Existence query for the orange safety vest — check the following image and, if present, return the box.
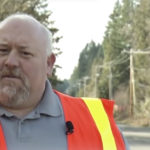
[55,90,126,150]
[0,90,126,150]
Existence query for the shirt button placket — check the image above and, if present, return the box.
[18,120,24,140]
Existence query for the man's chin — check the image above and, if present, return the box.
[0,86,16,97]
[0,90,25,108]
[0,92,15,106]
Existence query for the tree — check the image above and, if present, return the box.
[69,41,103,96]
[98,0,136,98]
[131,0,150,110]
[132,0,150,49]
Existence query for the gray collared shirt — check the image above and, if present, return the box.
[0,80,130,150]
[0,80,67,150]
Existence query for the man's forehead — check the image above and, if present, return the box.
[0,22,34,46]
[0,17,48,50]
[0,38,28,46]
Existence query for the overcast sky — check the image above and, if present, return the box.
[48,0,117,80]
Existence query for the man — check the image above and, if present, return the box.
[0,13,129,150]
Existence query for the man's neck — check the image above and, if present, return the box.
[5,105,37,118]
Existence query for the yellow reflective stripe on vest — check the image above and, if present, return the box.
[82,98,117,150]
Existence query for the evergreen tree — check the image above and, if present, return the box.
[131,0,150,105]
[98,0,135,98]
[69,41,103,96]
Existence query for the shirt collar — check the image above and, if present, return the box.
[0,107,14,117]
[36,80,63,117]
[0,80,63,119]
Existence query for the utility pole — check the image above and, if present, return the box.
[123,48,150,116]
[95,64,113,99]
[94,66,101,97]
[83,76,90,97]
[77,80,81,97]
[130,49,135,116]
[108,65,113,100]
[95,73,99,97]
[123,49,136,116]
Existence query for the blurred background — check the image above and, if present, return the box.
[0,0,150,149]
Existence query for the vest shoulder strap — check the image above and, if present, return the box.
[55,90,103,150]
[55,90,126,150]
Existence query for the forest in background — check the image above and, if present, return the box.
[57,0,150,125]
[0,0,150,125]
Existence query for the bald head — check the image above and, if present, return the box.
[0,13,52,56]
[0,13,56,113]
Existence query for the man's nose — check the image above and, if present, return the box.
[4,51,19,68]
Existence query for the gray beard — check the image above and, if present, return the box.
[0,81,30,108]
[0,67,31,109]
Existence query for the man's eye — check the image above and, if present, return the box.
[21,51,33,57]
[0,49,9,55]
[23,52,30,55]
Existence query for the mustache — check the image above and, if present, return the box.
[0,67,25,81]
[0,67,30,90]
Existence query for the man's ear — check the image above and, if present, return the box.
[47,53,56,76]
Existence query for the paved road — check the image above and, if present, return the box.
[119,124,150,150]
